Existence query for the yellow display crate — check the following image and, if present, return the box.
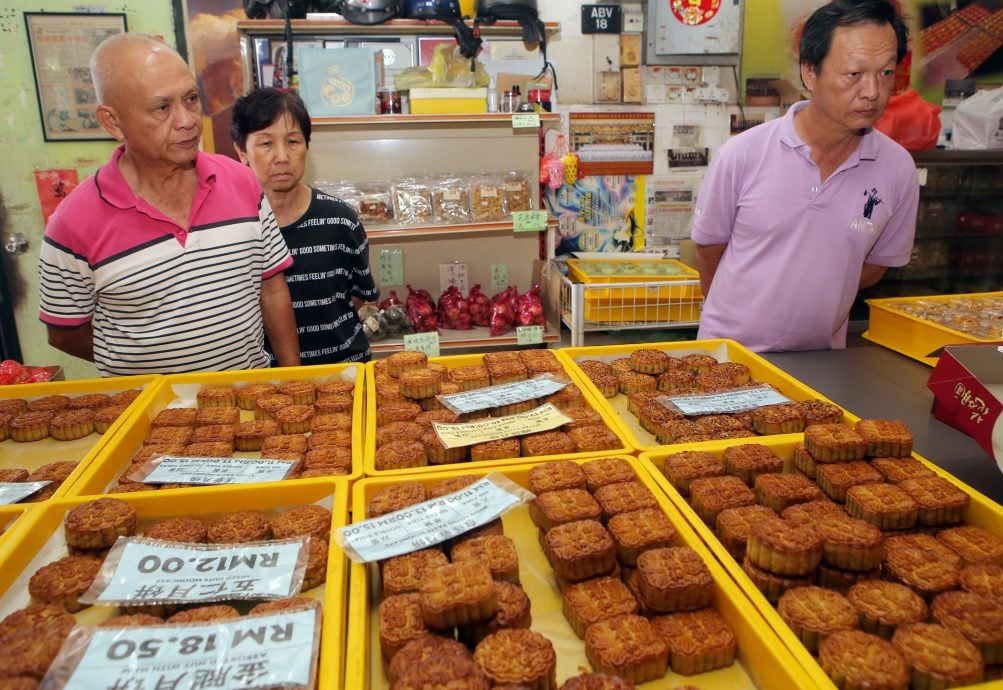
[0,479,349,689]
[409,87,488,114]
[565,258,702,323]
[345,458,817,690]
[556,339,849,452]
[864,292,1003,366]
[639,438,1003,690]
[71,364,364,496]
[0,505,28,547]
[364,354,633,478]
[0,374,162,501]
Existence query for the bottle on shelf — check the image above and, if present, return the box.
[486,79,499,113]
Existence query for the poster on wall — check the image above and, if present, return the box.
[34,169,79,225]
[546,176,644,257]
[24,12,126,142]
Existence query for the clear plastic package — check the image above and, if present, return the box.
[338,181,394,224]
[431,177,471,224]
[470,175,506,222]
[392,179,433,225]
[502,171,532,215]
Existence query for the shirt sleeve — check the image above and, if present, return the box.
[258,195,294,279]
[38,215,96,326]
[865,161,919,267]
[689,142,741,246]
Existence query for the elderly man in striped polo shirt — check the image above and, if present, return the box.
[39,33,300,376]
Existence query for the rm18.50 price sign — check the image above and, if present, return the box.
[46,608,320,690]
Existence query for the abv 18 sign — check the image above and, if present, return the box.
[581,4,622,33]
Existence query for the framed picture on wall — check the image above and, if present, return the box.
[24,12,127,142]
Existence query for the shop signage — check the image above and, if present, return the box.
[581,4,622,33]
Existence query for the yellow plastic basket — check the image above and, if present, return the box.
[556,339,848,452]
[345,457,820,690]
[364,354,633,478]
[71,364,364,496]
[0,478,349,690]
[0,374,162,501]
[0,505,28,547]
[639,437,1003,690]
[864,292,1003,367]
[566,259,703,323]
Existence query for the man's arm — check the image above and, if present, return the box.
[260,273,301,367]
[695,243,728,296]
[46,323,95,362]
[859,263,888,290]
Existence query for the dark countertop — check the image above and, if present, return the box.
[762,345,1003,505]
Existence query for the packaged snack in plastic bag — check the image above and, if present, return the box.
[431,176,471,224]
[502,171,532,215]
[406,284,438,333]
[437,285,473,330]
[470,175,506,222]
[468,284,491,327]
[489,285,518,336]
[392,179,433,225]
[516,284,545,326]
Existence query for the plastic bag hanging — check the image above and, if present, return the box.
[540,133,568,190]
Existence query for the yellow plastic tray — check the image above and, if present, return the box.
[0,478,349,690]
[0,375,162,501]
[566,259,702,323]
[71,364,364,496]
[364,354,633,478]
[556,339,849,452]
[346,457,817,690]
[864,292,1003,367]
[638,437,1003,690]
[0,505,28,547]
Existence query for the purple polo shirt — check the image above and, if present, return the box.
[691,101,918,352]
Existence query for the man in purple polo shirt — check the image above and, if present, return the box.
[38,34,301,376]
[692,0,918,352]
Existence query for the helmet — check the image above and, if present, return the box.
[402,0,460,20]
[338,0,401,24]
[475,0,543,44]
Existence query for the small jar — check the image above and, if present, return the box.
[500,90,520,113]
[379,88,403,114]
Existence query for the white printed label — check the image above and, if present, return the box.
[433,403,572,449]
[660,384,792,415]
[82,537,308,606]
[438,374,566,415]
[54,608,318,690]
[336,474,531,562]
[139,456,296,485]
[0,481,50,504]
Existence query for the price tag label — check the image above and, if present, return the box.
[433,402,571,449]
[378,248,404,285]
[490,264,509,290]
[0,481,50,505]
[336,474,532,562]
[438,261,469,295]
[512,112,541,129]
[517,325,544,345]
[137,457,296,485]
[659,385,792,416]
[438,374,567,415]
[81,537,309,606]
[54,608,319,690]
[512,210,548,232]
[403,331,440,357]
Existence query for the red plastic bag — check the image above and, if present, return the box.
[379,289,403,310]
[516,284,545,326]
[468,284,491,327]
[489,286,518,336]
[437,285,473,330]
[405,285,438,333]
[874,89,942,150]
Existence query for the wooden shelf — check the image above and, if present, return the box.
[367,219,556,240]
[370,325,560,354]
[312,113,561,128]
[237,18,560,39]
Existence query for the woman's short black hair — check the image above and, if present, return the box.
[231,87,312,151]
[799,0,909,75]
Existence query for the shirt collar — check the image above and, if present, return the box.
[95,145,216,209]
[779,100,880,161]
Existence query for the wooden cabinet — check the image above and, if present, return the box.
[236,20,562,352]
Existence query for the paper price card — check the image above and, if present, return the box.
[378,248,404,285]
[403,331,440,357]
[0,481,50,505]
[512,112,541,129]
[512,210,548,232]
[136,456,296,485]
[50,607,320,690]
[439,261,469,295]
[491,263,509,290]
[80,536,309,606]
[517,325,544,345]
[336,474,534,562]
[439,374,566,415]
[433,402,572,449]
[659,384,792,416]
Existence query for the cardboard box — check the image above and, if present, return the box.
[621,66,642,103]
[927,343,1003,473]
[619,33,641,67]
[409,87,487,114]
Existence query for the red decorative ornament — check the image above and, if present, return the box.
[670,0,721,26]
